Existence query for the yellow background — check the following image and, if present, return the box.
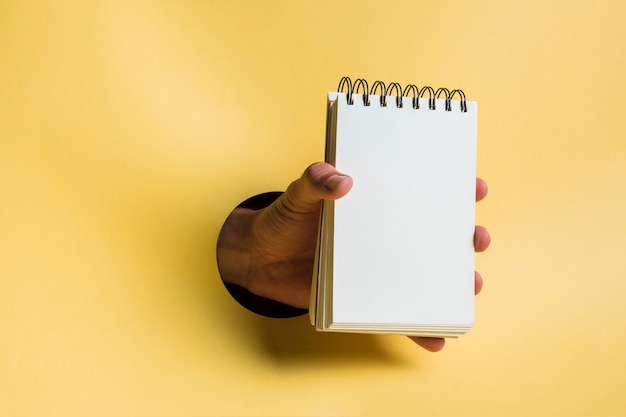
[1,1,625,416]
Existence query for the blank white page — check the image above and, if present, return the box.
[330,92,477,327]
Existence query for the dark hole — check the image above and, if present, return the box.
[217,192,308,319]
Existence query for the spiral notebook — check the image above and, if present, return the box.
[310,77,478,338]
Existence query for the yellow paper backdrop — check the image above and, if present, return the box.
[1,1,625,416]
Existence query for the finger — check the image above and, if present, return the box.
[408,336,446,352]
[474,225,491,252]
[283,162,353,211]
[475,271,483,295]
[476,178,488,202]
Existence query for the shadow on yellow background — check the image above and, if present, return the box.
[250,316,408,366]
[1,1,625,416]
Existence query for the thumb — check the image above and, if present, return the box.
[283,162,353,210]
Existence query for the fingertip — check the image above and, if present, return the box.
[474,225,491,252]
[303,162,352,199]
[324,174,349,190]
[324,174,353,198]
[408,336,446,352]
[474,271,483,295]
[476,178,488,202]
[303,162,336,178]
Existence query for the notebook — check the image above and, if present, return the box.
[310,77,478,338]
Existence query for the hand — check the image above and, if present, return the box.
[217,162,490,352]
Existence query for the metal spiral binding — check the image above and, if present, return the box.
[435,88,451,111]
[353,78,370,106]
[387,82,403,108]
[335,76,468,112]
[402,84,420,109]
[420,86,436,110]
[370,81,387,107]
[449,89,468,112]
[337,76,353,105]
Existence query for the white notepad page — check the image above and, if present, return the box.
[327,91,477,330]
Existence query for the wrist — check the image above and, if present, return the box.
[216,207,257,290]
